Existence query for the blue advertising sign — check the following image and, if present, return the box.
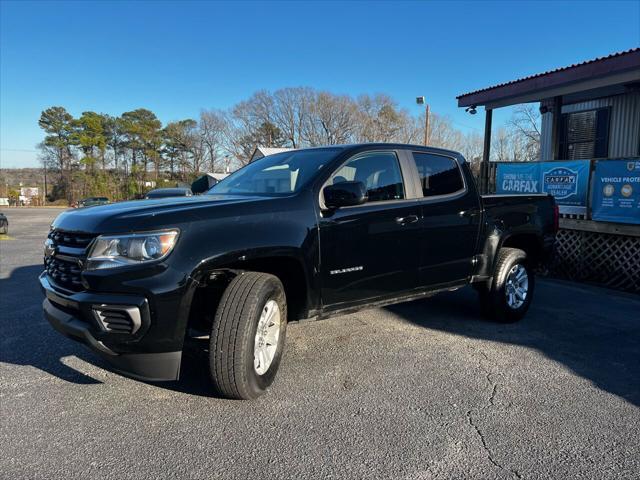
[592,159,640,225]
[496,161,589,210]
[496,163,540,194]
[541,160,590,207]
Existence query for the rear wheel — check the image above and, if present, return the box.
[209,272,287,399]
[479,248,534,323]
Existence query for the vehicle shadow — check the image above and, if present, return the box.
[4,264,638,405]
[0,264,223,396]
[386,280,640,407]
[0,264,104,384]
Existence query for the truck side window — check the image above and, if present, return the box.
[332,151,405,202]
[412,153,464,197]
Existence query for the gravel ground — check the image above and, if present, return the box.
[1,208,639,480]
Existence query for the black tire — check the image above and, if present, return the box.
[209,272,287,400]
[479,248,534,323]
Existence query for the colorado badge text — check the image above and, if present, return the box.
[329,266,364,275]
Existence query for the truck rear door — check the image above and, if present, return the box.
[408,151,481,287]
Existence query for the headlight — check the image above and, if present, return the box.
[86,230,179,270]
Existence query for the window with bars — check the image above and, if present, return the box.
[559,108,610,159]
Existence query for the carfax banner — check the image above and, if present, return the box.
[496,160,590,208]
[591,159,640,225]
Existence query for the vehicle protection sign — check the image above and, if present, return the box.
[591,159,640,225]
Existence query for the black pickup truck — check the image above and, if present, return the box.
[41,144,557,399]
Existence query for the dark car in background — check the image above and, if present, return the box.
[0,213,8,234]
[145,188,193,199]
[77,197,109,208]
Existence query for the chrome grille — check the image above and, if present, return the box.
[44,230,97,292]
[48,230,96,249]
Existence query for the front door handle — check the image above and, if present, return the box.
[396,215,419,225]
[458,210,477,218]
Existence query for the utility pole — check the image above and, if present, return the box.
[416,96,430,146]
[43,162,47,206]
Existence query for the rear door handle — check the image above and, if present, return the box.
[395,215,419,225]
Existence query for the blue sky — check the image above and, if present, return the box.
[1,0,638,168]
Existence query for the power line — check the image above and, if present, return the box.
[1,148,38,153]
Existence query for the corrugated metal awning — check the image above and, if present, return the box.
[457,49,640,109]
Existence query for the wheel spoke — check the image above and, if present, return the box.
[254,299,281,375]
[265,344,276,360]
[505,264,529,309]
[260,349,267,371]
[263,302,273,324]
[265,326,279,345]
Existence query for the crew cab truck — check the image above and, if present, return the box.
[41,144,557,399]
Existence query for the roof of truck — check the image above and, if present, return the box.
[290,143,464,159]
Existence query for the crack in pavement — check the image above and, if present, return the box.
[466,409,522,479]
[466,347,523,479]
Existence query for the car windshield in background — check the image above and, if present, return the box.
[208,149,341,196]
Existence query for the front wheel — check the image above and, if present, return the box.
[479,248,534,323]
[209,272,287,399]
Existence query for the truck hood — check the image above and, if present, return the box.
[51,194,272,233]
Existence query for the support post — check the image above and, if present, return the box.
[424,104,430,146]
[551,96,563,160]
[481,109,493,194]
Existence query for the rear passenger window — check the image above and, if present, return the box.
[332,151,405,202]
[412,153,464,197]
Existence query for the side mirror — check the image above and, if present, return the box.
[323,181,368,209]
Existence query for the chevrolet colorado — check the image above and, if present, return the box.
[41,144,557,399]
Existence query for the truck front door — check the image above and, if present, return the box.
[319,150,421,308]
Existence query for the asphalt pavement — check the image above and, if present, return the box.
[1,208,639,479]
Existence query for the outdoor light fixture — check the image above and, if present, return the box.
[465,105,477,115]
[416,96,425,105]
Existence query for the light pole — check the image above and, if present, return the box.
[416,96,430,146]
[43,162,47,206]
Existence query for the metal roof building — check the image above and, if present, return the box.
[250,147,294,163]
[457,49,640,292]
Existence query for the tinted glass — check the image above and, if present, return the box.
[412,153,463,197]
[209,149,340,196]
[332,151,404,202]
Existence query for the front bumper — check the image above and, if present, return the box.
[40,274,182,381]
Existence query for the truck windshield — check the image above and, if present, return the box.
[208,149,341,196]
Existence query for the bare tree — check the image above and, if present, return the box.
[271,87,313,148]
[426,113,466,151]
[508,104,541,161]
[492,127,513,162]
[199,109,227,172]
[303,91,358,145]
[356,94,406,143]
[460,131,484,164]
